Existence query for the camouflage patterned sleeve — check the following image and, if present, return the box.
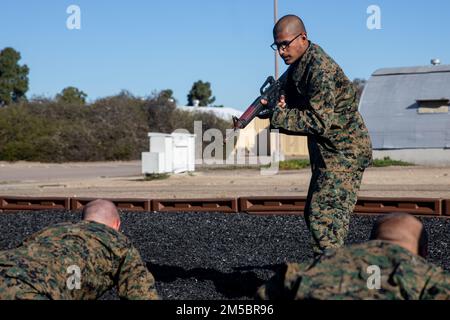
[271,68,336,136]
[421,270,450,300]
[256,263,306,300]
[116,246,160,300]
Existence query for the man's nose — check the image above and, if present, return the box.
[278,47,287,56]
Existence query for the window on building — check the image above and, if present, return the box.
[416,99,449,114]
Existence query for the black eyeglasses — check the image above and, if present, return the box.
[271,33,304,51]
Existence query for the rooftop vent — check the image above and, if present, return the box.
[431,58,441,66]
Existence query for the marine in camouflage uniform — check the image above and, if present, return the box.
[0,220,159,300]
[257,240,450,300]
[269,16,372,255]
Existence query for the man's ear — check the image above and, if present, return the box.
[114,220,121,231]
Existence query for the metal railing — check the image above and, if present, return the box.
[1,195,449,217]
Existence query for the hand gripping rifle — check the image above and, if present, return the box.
[225,71,288,143]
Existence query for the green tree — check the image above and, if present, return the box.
[187,80,216,106]
[159,89,175,102]
[0,47,29,106]
[56,86,87,105]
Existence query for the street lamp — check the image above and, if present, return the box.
[274,0,279,80]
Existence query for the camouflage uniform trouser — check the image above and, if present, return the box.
[0,273,48,300]
[304,168,364,256]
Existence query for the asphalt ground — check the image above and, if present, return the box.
[0,210,448,300]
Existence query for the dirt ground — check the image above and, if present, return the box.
[0,161,449,199]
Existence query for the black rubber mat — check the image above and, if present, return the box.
[0,211,448,300]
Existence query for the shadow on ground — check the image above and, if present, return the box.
[147,263,285,299]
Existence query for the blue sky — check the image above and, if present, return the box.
[1,0,449,110]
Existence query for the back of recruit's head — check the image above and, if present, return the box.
[369,212,429,258]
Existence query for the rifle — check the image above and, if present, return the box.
[225,70,288,143]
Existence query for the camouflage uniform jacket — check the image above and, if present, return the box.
[271,41,372,171]
[258,240,450,300]
[0,221,159,300]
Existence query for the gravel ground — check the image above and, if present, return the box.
[0,210,448,300]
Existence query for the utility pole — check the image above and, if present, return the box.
[274,0,279,79]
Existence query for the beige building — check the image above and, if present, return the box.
[234,118,309,158]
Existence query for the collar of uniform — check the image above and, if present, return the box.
[81,219,120,233]
[364,239,423,259]
[290,40,313,83]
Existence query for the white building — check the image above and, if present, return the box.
[177,105,242,122]
[359,62,450,165]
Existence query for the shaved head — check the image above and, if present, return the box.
[370,213,428,258]
[272,15,309,65]
[82,199,121,231]
[273,15,306,37]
